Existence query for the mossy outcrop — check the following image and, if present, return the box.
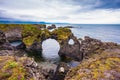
[0,24,47,42]
[65,49,120,80]
[0,56,29,80]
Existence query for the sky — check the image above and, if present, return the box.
[0,0,120,24]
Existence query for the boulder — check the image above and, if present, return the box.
[53,62,70,80]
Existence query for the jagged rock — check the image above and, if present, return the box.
[79,36,120,57]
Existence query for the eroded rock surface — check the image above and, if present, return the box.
[65,49,120,80]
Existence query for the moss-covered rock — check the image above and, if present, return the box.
[0,24,47,42]
[51,27,72,43]
[65,49,120,80]
[0,56,27,80]
[0,55,53,80]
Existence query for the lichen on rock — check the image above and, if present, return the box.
[65,49,120,80]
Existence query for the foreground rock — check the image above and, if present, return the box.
[65,48,120,80]
[0,56,54,80]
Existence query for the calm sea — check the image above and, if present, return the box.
[47,24,120,44]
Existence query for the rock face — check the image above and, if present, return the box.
[47,24,56,30]
[58,35,83,61]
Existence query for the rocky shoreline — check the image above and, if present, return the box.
[0,24,120,80]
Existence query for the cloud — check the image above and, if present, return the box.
[0,0,120,24]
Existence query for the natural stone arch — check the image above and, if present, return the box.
[41,38,60,60]
[22,27,83,61]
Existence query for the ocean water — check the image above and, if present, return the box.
[47,24,120,44]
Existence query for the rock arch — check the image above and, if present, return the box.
[42,38,60,60]
[22,27,83,61]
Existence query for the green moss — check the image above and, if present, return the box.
[65,49,120,80]
[52,27,72,43]
[0,56,29,80]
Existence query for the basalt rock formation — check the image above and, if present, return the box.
[21,25,83,61]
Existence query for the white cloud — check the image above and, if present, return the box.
[0,0,120,24]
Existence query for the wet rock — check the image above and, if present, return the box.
[47,24,56,30]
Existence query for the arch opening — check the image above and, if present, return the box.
[42,38,60,62]
[68,39,74,45]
